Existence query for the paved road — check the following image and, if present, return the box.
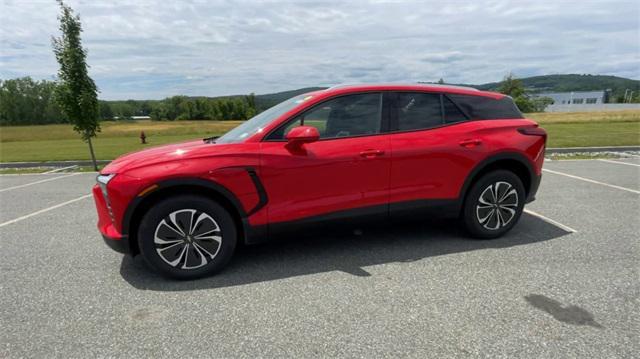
[1,159,638,358]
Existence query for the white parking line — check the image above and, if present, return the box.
[0,173,82,193]
[542,168,640,194]
[43,165,79,174]
[0,194,92,228]
[524,209,577,233]
[597,159,640,167]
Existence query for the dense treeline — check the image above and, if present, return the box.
[3,74,638,126]
[0,77,258,126]
[148,94,256,121]
[0,77,65,125]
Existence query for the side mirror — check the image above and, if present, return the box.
[285,126,319,145]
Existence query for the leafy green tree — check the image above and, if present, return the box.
[0,77,64,125]
[150,103,168,121]
[498,73,526,98]
[177,99,196,120]
[244,93,257,118]
[99,101,114,120]
[0,79,22,125]
[530,97,554,112]
[138,101,152,116]
[51,0,100,170]
[498,73,535,113]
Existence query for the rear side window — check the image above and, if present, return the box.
[396,93,442,131]
[447,94,523,119]
[392,92,470,131]
[442,97,467,124]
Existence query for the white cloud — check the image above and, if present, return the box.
[1,0,638,99]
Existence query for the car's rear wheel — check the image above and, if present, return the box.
[462,170,525,239]
[138,195,237,279]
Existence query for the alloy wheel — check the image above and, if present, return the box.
[154,209,222,270]
[475,181,519,230]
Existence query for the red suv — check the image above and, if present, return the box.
[93,84,546,279]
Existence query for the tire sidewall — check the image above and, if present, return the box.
[463,170,525,239]
[138,195,237,280]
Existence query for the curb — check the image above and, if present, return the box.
[0,160,111,169]
[545,146,640,154]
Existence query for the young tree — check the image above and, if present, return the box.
[497,73,526,98]
[51,0,100,170]
[497,73,535,112]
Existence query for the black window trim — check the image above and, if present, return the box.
[262,91,390,142]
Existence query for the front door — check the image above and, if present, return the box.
[259,92,391,225]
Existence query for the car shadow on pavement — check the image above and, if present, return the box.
[120,213,573,291]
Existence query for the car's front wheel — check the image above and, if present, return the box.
[138,195,237,279]
[462,170,525,239]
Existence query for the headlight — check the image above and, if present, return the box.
[96,174,116,221]
[97,173,116,185]
[97,173,115,196]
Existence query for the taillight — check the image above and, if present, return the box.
[518,126,547,145]
[518,127,547,136]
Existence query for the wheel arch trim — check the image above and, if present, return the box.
[121,175,259,253]
[459,152,536,202]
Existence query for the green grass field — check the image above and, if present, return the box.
[0,120,242,162]
[0,111,638,162]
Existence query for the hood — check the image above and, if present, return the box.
[102,139,217,174]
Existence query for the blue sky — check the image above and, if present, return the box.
[1,0,639,100]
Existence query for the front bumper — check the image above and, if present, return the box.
[93,185,130,254]
[102,233,130,254]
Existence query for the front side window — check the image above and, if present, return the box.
[395,92,442,131]
[267,93,382,140]
[216,95,310,144]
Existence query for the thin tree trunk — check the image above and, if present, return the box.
[87,136,98,171]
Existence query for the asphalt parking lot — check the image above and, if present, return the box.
[1,159,638,358]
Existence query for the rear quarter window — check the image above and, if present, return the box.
[447,94,523,120]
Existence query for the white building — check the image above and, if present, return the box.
[535,90,609,105]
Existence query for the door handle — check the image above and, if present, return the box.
[359,149,385,158]
[459,139,482,148]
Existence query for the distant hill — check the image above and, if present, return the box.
[468,74,639,99]
[98,74,639,117]
[254,75,639,107]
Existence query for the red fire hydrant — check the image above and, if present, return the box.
[140,131,147,144]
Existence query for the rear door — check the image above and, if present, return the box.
[388,92,487,212]
[259,92,392,225]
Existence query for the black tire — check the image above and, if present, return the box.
[462,170,525,239]
[138,195,237,279]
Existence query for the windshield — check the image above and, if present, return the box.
[216,95,309,144]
